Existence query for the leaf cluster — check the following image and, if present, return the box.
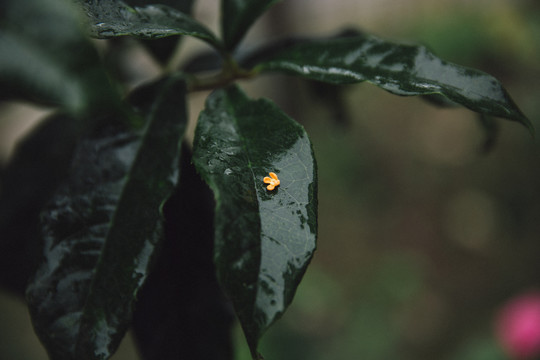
[0,0,532,359]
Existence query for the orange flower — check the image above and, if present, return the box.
[263,172,280,191]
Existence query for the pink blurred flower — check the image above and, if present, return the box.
[496,291,540,359]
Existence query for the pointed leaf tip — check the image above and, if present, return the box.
[249,32,532,131]
[221,0,282,50]
[193,85,317,355]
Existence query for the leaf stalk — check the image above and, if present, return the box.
[187,56,257,92]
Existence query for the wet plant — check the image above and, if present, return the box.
[0,0,532,359]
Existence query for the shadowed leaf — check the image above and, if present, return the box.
[0,114,79,296]
[0,0,118,114]
[132,146,235,360]
[26,76,187,360]
[221,0,281,51]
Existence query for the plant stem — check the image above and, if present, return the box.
[186,56,257,92]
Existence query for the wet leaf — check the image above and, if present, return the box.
[26,76,187,360]
[125,0,193,12]
[0,0,118,114]
[221,0,281,50]
[192,85,318,358]
[250,33,533,133]
[123,0,196,63]
[81,0,223,51]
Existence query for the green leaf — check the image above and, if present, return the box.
[192,85,318,358]
[81,0,224,51]
[249,32,533,133]
[221,0,281,51]
[0,0,118,114]
[125,0,194,13]
[26,76,187,360]
[123,0,196,63]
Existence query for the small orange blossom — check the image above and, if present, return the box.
[263,172,280,191]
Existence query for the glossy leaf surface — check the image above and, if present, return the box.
[0,0,117,114]
[124,0,196,63]
[125,0,193,13]
[252,33,532,132]
[26,76,187,360]
[81,0,223,50]
[193,85,317,358]
[221,0,281,50]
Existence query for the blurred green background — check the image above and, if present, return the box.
[2,0,540,359]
